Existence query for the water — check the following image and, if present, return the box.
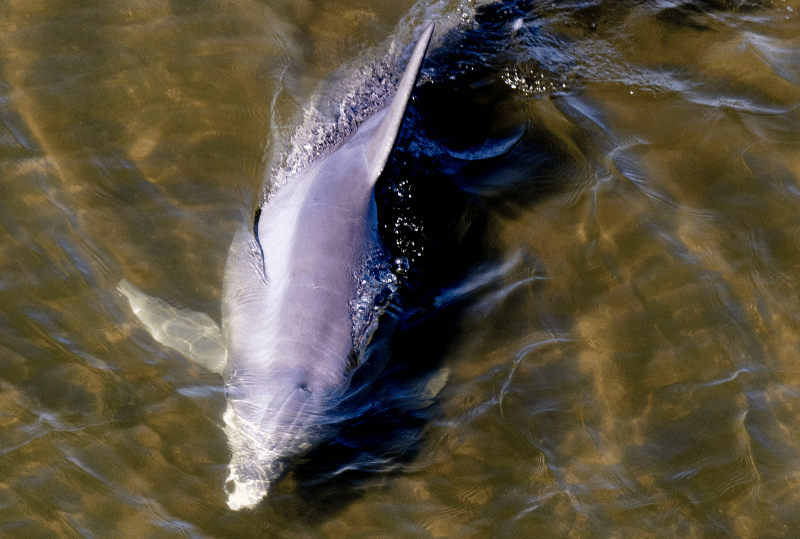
[1,0,800,537]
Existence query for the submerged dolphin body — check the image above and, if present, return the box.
[120,23,435,510]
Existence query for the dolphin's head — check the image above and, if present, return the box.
[222,399,289,511]
[223,227,340,509]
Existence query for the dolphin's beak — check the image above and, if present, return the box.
[223,401,288,510]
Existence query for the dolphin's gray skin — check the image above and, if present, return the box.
[120,23,435,510]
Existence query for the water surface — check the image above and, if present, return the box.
[2,0,800,537]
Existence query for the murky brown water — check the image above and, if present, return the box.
[2,0,800,537]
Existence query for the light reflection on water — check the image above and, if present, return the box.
[1,0,800,537]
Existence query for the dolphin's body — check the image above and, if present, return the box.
[120,23,435,510]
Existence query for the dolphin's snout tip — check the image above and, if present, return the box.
[225,474,270,510]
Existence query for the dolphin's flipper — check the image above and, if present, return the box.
[366,22,435,181]
[118,279,226,373]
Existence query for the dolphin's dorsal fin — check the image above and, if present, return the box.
[366,22,434,180]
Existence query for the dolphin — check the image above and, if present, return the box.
[119,22,435,510]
